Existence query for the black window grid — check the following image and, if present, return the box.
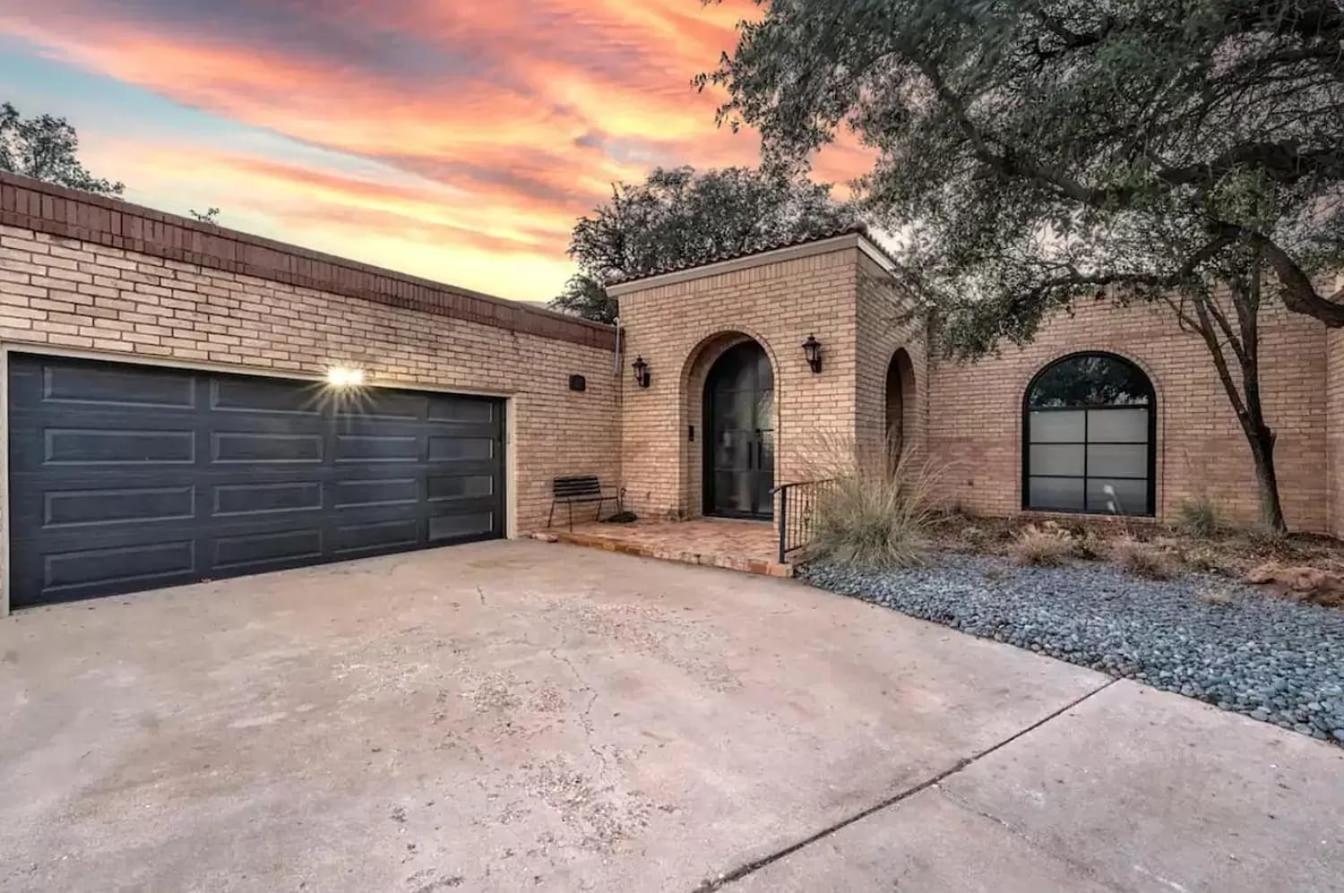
[1022,355,1157,517]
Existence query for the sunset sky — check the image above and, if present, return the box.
[1,1,871,303]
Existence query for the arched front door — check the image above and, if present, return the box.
[704,340,774,519]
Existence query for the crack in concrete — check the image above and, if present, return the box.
[548,639,612,782]
[694,677,1120,892]
[931,785,1128,893]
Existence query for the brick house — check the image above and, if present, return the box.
[0,172,1338,612]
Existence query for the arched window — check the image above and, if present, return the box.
[1023,353,1154,516]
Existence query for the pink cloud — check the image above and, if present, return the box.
[1,0,873,300]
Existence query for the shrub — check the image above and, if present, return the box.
[961,525,988,547]
[1175,496,1221,538]
[804,435,941,569]
[1197,585,1235,606]
[1111,536,1178,580]
[1072,529,1105,561]
[1183,546,1224,574]
[1010,524,1074,566]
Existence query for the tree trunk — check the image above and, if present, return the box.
[1182,276,1289,534]
[1243,415,1287,534]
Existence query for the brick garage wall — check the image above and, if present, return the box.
[927,297,1329,532]
[614,243,862,522]
[0,174,620,537]
[1329,326,1344,537]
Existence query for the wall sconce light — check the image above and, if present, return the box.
[632,355,651,389]
[326,366,366,388]
[802,334,823,373]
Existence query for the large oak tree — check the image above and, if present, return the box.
[704,0,1344,531]
[553,165,856,323]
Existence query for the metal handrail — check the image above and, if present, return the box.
[770,478,835,564]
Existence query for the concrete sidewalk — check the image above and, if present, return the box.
[1,540,1340,892]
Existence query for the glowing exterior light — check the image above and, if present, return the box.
[326,367,365,387]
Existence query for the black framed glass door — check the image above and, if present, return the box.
[704,341,774,519]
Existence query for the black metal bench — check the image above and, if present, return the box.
[547,476,616,529]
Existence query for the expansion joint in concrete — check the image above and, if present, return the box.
[694,677,1120,892]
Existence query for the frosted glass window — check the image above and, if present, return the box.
[1087,478,1149,514]
[1024,353,1154,516]
[1029,444,1085,476]
[1086,443,1148,477]
[1029,410,1084,443]
[1088,408,1149,443]
[1028,476,1085,511]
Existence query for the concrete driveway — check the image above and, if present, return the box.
[1,541,1341,892]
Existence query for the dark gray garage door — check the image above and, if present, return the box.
[8,353,505,607]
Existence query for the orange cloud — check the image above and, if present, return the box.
[1,0,874,301]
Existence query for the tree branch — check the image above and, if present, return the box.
[1233,228,1344,326]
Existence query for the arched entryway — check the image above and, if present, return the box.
[885,348,916,459]
[703,340,775,519]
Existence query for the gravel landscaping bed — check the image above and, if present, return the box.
[802,555,1344,745]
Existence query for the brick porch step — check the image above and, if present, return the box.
[531,527,794,578]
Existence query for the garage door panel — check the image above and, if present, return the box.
[428,510,496,542]
[212,527,325,571]
[41,485,198,528]
[331,518,421,555]
[336,389,427,420]
[210,375,324,415]
[211,430,325,464]
[34,424,198,466]
[12,539,199,604]
[331,476,419,508]
[212,480,325,517]
[26,361,198,410]
[427,434,496,461]
[426,472,496,501]
[8,354,506,607]
[333,432,420,463]
[427,393,497,424]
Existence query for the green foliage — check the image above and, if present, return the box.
[1175,496,1222,538]
[705,1,1344,339]
[553,273,613,323]
[0,101,123,196]
[551,165,857,322]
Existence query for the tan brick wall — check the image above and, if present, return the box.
[927,297,1329,532]
[616,246,861,522]
[1329,326,1344,537]
[0,224,620,536]
[618,243,1332,536]
[855,254,927,467]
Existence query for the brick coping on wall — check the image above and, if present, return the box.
[0,172,614,351]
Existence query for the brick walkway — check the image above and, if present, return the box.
[534,517,790,577]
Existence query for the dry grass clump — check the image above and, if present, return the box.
[1183,546,1222,574]
[803,433,942,570]
[1197,585,1236,606]
[1174,496,1221,538]
[1110,536,1179,580]
[1009,523,1075,567]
